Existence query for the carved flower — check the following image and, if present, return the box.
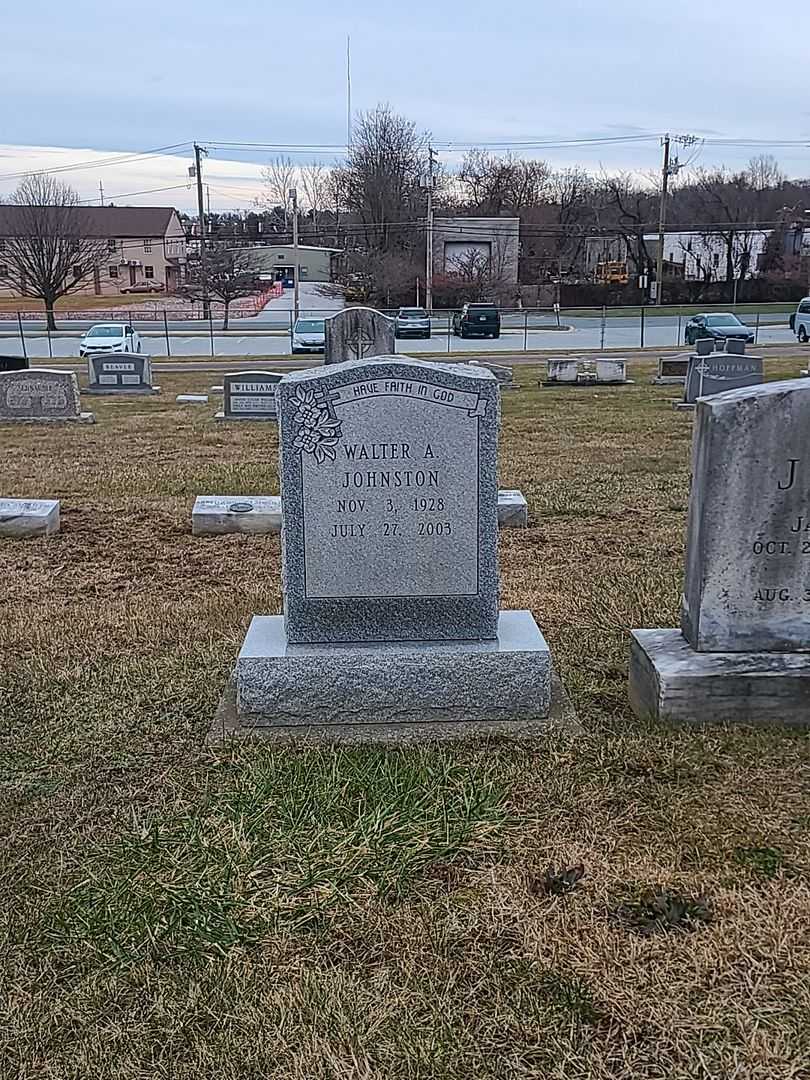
[294,401,326,429]
[292,384,342,464]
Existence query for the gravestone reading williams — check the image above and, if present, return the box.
[0,498,60,538]
[228,355,554,738]
[323,307,395,366]
[679,346,763,408]
[630,378,810,727]
[216,372,283,421]
[0,355,28,373]
[0,369,94,424]
[85,354,159,395]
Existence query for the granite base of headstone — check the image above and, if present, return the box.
[498,489,528,528]
[192,495,282,536]
[215,372,282,421]
[630,379,810,728]
[84,354,159,395]
[0,498,60,537]
[222,355,559,740]
[675,345,763,411]
[323,307,395,366]
[0,369,94,424]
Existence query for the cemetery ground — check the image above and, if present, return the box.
[2,360,810,1079]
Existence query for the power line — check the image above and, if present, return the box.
[0,142,193,183]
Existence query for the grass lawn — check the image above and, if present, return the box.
[2,362,809,1079]
[0,295,157,315]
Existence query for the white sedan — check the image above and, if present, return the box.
[79,323,143,358]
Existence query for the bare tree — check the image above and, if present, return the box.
[300,162,328,229]
[181,246,257,329]
[332,104,429,252]
[0,174,108,329]
[258,156,297,219]
[548,167,597,275]
[598,172,657,278]
[456,150,550,214]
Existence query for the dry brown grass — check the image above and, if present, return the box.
[1,361,809,1079]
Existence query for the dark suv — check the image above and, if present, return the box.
[452,303,501,339]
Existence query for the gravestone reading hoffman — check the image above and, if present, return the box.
[630,379,810,727]
[323,307,395,366]
[85,354,159,395]
[231,355,553,736]
[680,348,763,407]
[0,369,94,424]
[216,372,282,421]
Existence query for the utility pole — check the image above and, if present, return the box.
[655,135,671,306]
[290,187,300,321]
[193,142,210,319]
[98,180,105,206]
[425,146,437,313]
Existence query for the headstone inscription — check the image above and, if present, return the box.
[192,495,281,536]
[681,349,763,407]
[652,356,689,384]
[630,379,810,727]
[0,498,60,537]
[85,354,159,395]
[323,307,395,366]
[0,369,94,424]
[0,355,28,373]
[230,355,554,736]
[216,372,283,420]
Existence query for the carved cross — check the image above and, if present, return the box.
[346,316,376,361]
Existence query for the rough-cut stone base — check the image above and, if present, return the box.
[84,387,160,396]
[630,629,810,728]
[1,413,95,424]
[0,498,60,537]
[674,402,695,411]
[214,411,277,422]
[651,376,686,385]
[231,611,554,733]
[497,489,528,528]
[176,394,208,404]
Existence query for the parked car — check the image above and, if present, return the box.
[452,303,500,339]
[792,297,810,342]
[395,307,431,338]
[78,323,143,358]
[684,312,755,346]
[119,281,165,294]
[291,317,325,354]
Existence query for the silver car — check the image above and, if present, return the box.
[395,307,431,339]
[291,317,325,354]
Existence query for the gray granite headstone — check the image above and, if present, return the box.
[546,358,578,383]
[682,379,810,653]
[85,354,158,394]
[683,352,763,405]
[470,360,515,388]
[595,358,627,383]
[277,355,499,644]
[217,371,282,420]
[0,369,94,424]
[323,307,395,366]
[0,498,60,537]
[653,356,689,384]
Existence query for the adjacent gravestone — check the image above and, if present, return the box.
[323,307,395,366]
[216,372,282,420]
[192,495,281,536]
[176,394,209,404]
[545,358,578,384]
[0,498,60,537]
[652,356,689,384]
[85,354,159,395]
[470,360,516,389]
[498,489,528,528]
[630,378,810,727]
[595,358,629,384]
[230,355,554,736]
[0,369,94,424]
[680,349,763,408]
[0,355,28,373]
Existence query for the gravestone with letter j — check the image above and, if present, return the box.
[630,378,810,727]
[226,354,556,739]
[0,369,94,424]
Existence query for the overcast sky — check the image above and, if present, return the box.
[1,0,808,210]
